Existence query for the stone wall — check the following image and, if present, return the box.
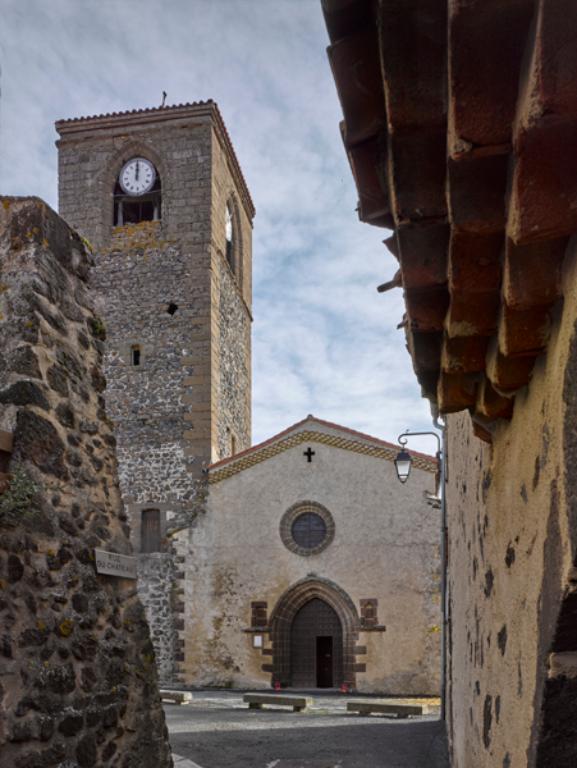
[215,257,252,459]
[136,554,180,686]
[0,197,172,767]
[210,120,253,458]
[445,242,577,767]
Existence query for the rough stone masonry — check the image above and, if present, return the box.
[0,197,172,767]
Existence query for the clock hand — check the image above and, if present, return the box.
[135,161,139,181]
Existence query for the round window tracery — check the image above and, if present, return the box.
[280,502,335,556]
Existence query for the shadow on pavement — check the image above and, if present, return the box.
[169,717,449,768]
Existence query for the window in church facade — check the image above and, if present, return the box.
[280,501,335,556]
[141,508,161,553]
[292,512,327,550]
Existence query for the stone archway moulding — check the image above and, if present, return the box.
[269,576,360,689]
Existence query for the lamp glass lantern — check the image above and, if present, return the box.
[394,449,413,483]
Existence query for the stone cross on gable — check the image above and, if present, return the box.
[303,446,315,463]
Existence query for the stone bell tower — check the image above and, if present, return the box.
[55,101,254,682]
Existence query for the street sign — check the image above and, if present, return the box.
[94,548,137,579]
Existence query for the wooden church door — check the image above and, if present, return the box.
[290,598,343,688]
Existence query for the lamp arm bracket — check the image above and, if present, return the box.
[397,430,441,455]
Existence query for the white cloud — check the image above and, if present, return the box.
[0,0,438,456]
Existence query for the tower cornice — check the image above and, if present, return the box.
[55,100,255,220]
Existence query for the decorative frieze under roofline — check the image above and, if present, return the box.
[208,428,437,485]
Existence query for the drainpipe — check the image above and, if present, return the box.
[434,415,448,723]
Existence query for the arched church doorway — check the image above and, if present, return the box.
[290,598,343,688]
[270,577,360,689]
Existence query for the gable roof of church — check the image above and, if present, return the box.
[207,415,437,484]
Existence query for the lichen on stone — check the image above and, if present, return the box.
[0,464,39,526]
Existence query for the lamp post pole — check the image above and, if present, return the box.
[396,427,447,722]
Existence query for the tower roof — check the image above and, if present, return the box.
[55,100,255,219]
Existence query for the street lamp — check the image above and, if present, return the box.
[394,427,447,722]
[393,449,412,483]
[394,430,441,488]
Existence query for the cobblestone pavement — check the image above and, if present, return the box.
[165,691,449,768]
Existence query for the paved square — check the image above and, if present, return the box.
[165,692,448,768]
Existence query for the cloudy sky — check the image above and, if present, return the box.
[0,0,437,454]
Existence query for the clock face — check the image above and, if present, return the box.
[119,157,156,196]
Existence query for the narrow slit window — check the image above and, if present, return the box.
[141,509,161,553]
[131,345,141,366]
[225,203,234,270]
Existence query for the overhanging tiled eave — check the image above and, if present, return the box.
[324,0,577,438]
[324,0,393,228]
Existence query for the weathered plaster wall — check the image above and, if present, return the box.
[0,198,171,767]
[446,243,577,768]
[182,423,441,695]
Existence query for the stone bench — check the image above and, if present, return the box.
[243,693,311,712]
[160,689,193,705]
[347,700,425,718]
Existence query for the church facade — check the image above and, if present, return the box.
[193,415,441,694]
[55,102,440,694]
